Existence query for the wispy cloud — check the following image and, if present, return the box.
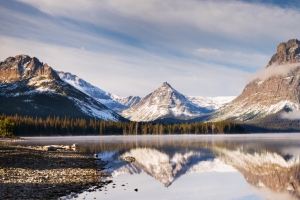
[17,0,300,42]
[194,48,269,69]
[248,63,300,81]
[0,0,300,96]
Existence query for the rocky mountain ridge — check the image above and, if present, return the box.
[0,55,124,121]
[0,55,59,82]
[211,39,300,122]
[57,71,135,112]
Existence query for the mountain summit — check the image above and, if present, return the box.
[267,39,300,67]
[0,55,124,121]
[211,39,300,121]
[121,82,212,121]
[0,55,59,82]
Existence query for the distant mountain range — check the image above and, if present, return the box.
[57,72,234,122]
[0,55,234,122]
[2,39,300,125]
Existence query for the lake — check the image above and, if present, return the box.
[16,134,300,200]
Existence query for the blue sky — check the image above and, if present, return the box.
[0,0,299,97]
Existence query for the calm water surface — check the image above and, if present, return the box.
[17,134,300,200]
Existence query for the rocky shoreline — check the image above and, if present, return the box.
[0,145,112,199]
[0,137,27,142]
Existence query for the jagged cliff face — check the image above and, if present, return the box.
[0,55,124,121]
[267,39,300,67]
[121,82,212,121]
[0,55,59,82]
[211,39,300,121]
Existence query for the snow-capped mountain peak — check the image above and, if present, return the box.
[57,71,110,100]
[121,82,213,121]
[57,71,141,112]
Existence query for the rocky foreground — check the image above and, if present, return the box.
[0,145,111,199]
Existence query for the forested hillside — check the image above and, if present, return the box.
[1,114,246,136]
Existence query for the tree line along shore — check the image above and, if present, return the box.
[0,114,246,136]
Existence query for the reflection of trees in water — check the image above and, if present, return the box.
[76,138,297,155]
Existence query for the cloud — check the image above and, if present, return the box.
[17,0,300,42]
[195,48,269,69]
[281,110,300,120]
[1,0,300,97]
[248,63,300,81]
[11,0,299,72]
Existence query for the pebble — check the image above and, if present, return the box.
[0,145,112,199]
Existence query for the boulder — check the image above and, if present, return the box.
[123,156,135,163]
[43,146,57,151]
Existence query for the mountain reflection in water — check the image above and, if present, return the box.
[99,148,236,187]
[17,135,300,199]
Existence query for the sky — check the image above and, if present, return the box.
[0,0,299,97]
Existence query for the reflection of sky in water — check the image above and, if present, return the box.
[16,134,300,199]
[77,172,293,200]
[81,172,259,200]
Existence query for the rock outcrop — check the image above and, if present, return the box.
[267,39,300,67]
[211,39,300,121]
[0,55,59,82]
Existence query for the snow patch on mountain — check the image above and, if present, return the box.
[211,99,299,122]
[57,71,108,98]
[186,96,236,110]
[57,71,137,111]
[68,96,120,121]
[112,95,141,107]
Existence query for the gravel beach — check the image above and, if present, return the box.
[0,145,111,199]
